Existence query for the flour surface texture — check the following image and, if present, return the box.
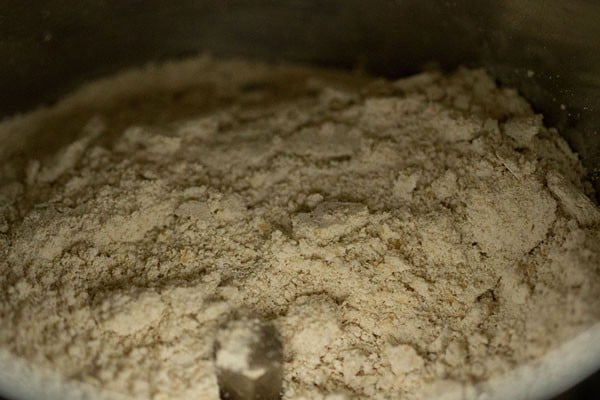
[0,57,599,400]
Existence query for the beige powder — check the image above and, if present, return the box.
[0,57,599,400]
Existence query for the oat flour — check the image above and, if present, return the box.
[0,57,599,400]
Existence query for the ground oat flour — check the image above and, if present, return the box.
[0,56,599,400]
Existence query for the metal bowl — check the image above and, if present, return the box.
[0,1,599,399]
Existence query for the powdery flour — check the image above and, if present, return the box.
[0,57,599,399]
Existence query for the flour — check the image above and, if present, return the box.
[0,57,599,400]
[215,318,267,379]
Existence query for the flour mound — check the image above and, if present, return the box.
[0,58,599,400]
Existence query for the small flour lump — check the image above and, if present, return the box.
[0,57,599,400]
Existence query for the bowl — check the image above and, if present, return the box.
[0,1,599,399]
